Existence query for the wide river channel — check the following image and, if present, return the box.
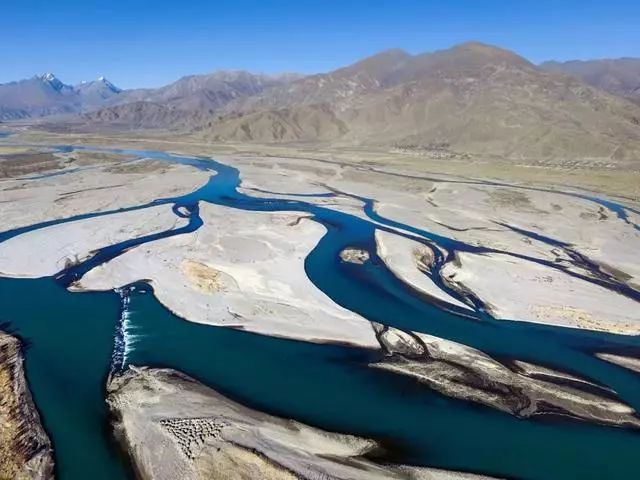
[1,145,639,480]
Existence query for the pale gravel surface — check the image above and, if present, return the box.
[374,230,472,311]
[442,252,640,334]
[78,203,379,348]
[0,162,210,232]
[232,156,370,220]
[0,204,187,278]
[596,353,640,374]
[374,182,640,286]
[227,154,640,334]
[431,183,640,285]
[108,366,500,480]
[371,325,640,427]
[1,143,638,337]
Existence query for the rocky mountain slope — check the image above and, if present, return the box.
[541,58,640,105]
[84,71,301,129]
[75,76,122,110]
[199,42,640,161]
[83,101,213,130]
[111,71,297,110]
[0,70,297,126]
[6,42,640,161]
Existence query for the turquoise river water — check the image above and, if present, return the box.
[0,145,639,479]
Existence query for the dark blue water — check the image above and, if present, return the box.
[1,145,640,480]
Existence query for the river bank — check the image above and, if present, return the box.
[108,366,499,480]
[2,136,638,335]
[0,331,53,480]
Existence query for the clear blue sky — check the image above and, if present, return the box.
[2,0,639,89]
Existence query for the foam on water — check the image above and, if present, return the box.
[111,286,139,372]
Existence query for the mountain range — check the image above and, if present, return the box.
[84,71,300,129]
[3,42,640,160]
[196,43,640,161]
[0,74,121,120]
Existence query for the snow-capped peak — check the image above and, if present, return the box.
[39,72,67,91]
[97,76,121,93]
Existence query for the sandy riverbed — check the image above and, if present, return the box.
[0,204,189,278]
[108,366,499,480]
[2,139,639,336]
[77,203,379,348]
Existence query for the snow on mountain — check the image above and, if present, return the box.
[0,73,123,119]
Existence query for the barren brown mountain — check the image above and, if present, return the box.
[84,71,300,129]
[26,42,640,163]
[201,43,640,162]
[541,58,640,105]
[84,101,213,129]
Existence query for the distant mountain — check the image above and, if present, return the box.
[197,42,640,161]
[0,73,80,120]
[84,101,213,130]
[76,77,122,110]
[114,71,296,110]
[9,43,640,162]
[0,74,122,120]
[540,58,640,105]
[0,69,301,125]
[86,71,301,128]
[229,49,413,112]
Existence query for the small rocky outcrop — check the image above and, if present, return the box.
[0,332,54,480]
[339,247,370,264]
[107,366,497,480]
[371,324,640,429]
[412,245,435,273]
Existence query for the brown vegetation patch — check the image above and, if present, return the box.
[487,188,547,213]
[340,167,434,194]
[0,153,61,178]
[181,261,232,294]
[104,159,170,174]
[534,306,640,334]
[196,444,298,480]
[67,151,135,166]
